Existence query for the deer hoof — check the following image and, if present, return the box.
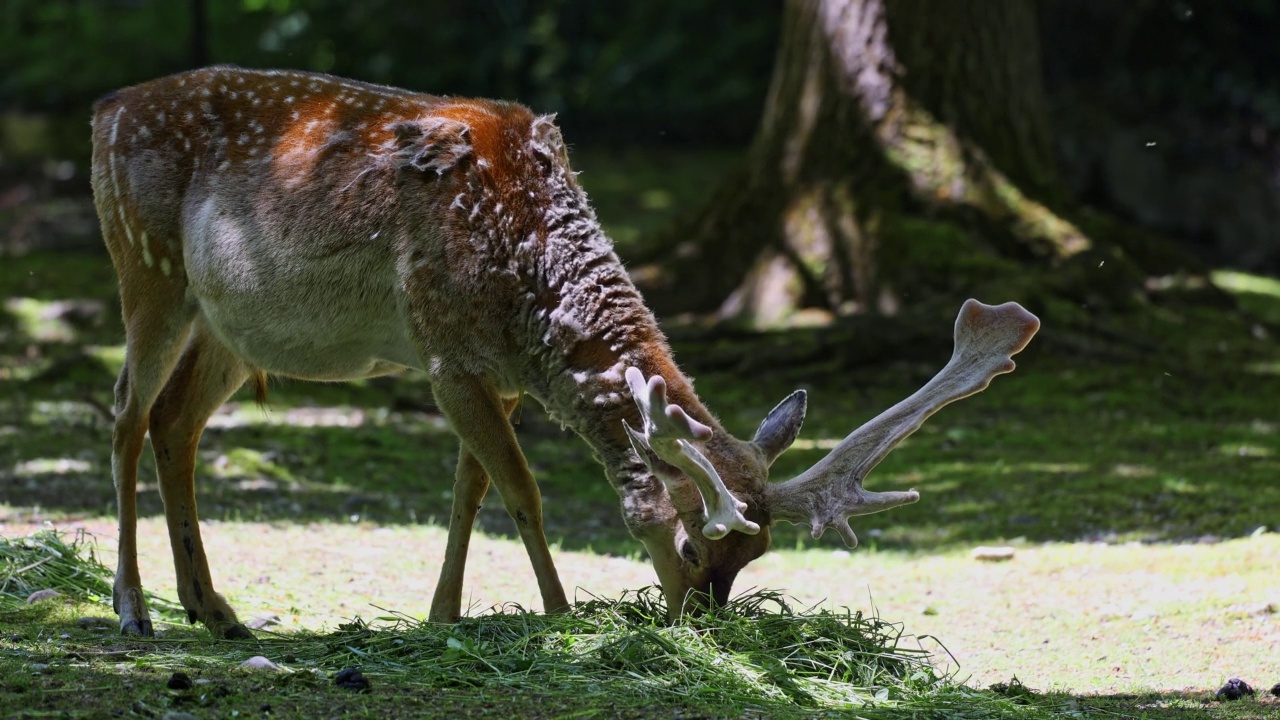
[221,623,254,640]
[120,617,154,636]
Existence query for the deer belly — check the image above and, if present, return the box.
[199,299,421,380]
[184,216,421,380]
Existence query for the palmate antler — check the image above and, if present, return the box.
[765,300,1040,547]
[623,367,761,539]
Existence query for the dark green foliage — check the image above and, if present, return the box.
[0,0,779,146]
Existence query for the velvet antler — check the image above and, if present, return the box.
[765,300,1040,546]
[623,367,760,539]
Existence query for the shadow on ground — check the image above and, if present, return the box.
[3,251,1279,556]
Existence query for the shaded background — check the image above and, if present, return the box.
[1,0,1278,274]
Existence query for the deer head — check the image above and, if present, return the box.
[623,299,1039,615]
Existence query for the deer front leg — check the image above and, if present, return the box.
[428,448,488,621]
[430,376,570,617]
[148,324,254,639]
[429,397,518,621]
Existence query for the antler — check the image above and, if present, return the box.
[765,300,1040,547]
[623,367,761,540]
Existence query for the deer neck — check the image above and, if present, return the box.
[511,198,715,499]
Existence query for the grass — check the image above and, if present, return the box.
[2,147,1280,717]
[2,528,1278,717]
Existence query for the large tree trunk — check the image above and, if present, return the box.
[638,0,1102,324]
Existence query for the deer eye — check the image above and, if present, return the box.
[679,540,701,566]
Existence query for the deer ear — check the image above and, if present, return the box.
[390,118,471,175]
[752,390,807,465]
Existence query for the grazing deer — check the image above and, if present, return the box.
[91,66,1039,638]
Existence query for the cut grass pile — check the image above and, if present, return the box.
[0,528,183,619]
[1,529,1079,719]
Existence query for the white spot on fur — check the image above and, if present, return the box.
[117,208,133,244]
[105,150,127,242]
[109,107,124,146]
[160,257,172,277]
[140,230,154,267]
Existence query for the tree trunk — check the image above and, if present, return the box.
[638,0,1099,324]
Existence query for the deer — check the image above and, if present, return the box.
[90,66,1040,639]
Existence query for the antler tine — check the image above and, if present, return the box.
[623,367,760,540]
[766,300,1040,547]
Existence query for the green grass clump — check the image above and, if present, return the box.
[0,529,180,619]
[295,590,931,710]
[0,530,1074,719]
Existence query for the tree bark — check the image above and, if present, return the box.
[638,0,1096,324]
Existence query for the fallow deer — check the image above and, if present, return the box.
[90,66,1039,638]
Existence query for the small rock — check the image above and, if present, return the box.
[971,546,1016,561]
[1270,682,1279,697]
[166,672,193,691]
[239,656,282,672]
[1216,678,1254,701]
[161,713,200,720]
[26,589,61,604]
[76,617,115,630]
[334,667,370,693]
[246,614,281,630]
[28,663,50,674]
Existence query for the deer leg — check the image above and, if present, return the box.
[110,293,195,636]
[431,377,569,616]
[148,321,253,638]
[428,399,518,622]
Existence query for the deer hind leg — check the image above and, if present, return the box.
[428,398,518,622]
[430,376,570,617]
[110,280,195,636]
[148,320,254,639]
